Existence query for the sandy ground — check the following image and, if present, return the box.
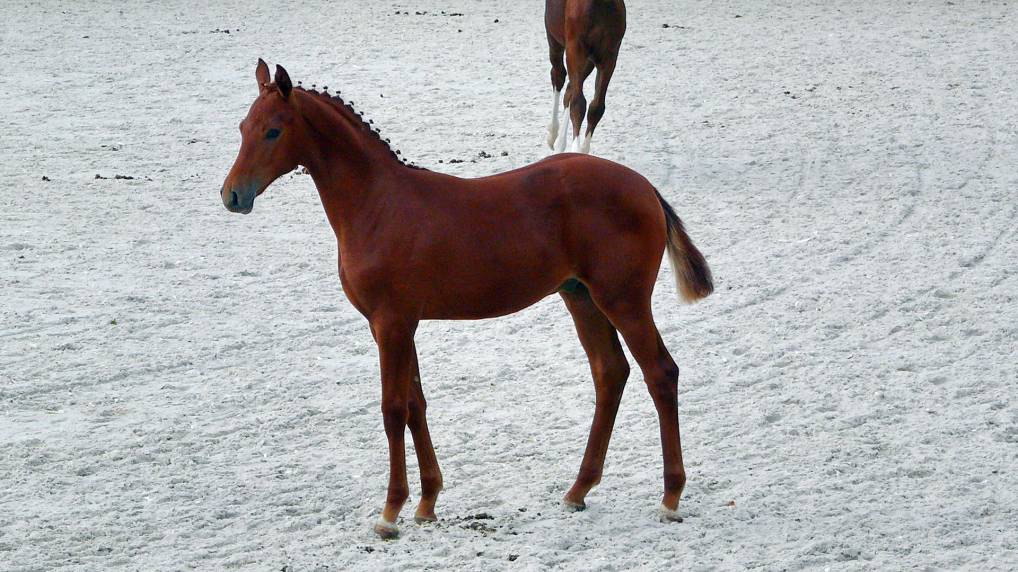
[2,1,1017,570]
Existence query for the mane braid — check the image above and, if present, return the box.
[295,86,426,171]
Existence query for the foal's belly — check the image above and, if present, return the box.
[410,199,573,320]
[420,266,570,320]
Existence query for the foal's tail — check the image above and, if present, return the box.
[655,191,714,303]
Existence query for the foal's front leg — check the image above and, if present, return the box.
[408,343,443,523]
[371,317,418,539]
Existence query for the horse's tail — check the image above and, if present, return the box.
[655,190,714,303]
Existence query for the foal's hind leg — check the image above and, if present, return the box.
[547,35,567,150]
[580,54,618,154]
[407,344,444,523]
[591,295,686,522]
[560,286,630,510]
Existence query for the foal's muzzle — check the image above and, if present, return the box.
[222,184,257,214]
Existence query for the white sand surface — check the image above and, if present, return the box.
[2,1,1016,570]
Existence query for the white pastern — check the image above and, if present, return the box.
[562,499,586,512]
[374,516,399,537]
[658,503,683,522]
[554,108,571,153]
[579,133,592,154]
[569,137,583,153]
[546,89,562,150]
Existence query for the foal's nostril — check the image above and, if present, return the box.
[223,186,256,214]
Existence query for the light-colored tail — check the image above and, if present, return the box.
[655,191,713,303]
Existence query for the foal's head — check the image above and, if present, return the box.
[221,59,303,214]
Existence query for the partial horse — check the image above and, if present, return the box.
[545,0,626,154]
[222,61,712,539]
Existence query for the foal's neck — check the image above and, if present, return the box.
[293,88,423,235]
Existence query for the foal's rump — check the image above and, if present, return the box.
[502,154,712,305]
[541,155,670,288]
[463,154,668,290]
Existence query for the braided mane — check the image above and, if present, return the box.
[294,83,426,171]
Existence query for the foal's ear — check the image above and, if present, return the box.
[274,65,293,100]
[255,58,270,91]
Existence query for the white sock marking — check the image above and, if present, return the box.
[547,89,562,150]
[555,107,571,153]
[579,133,592,154]
[374,516,399,534]
[659,503,682,522]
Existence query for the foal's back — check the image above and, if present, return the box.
[380,154,666,319]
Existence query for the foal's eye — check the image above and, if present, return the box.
[265,128,281,140]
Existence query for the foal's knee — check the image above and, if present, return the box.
[591,355,629,397]
[612,356,631,385]
[408,390,427,419]
[596,353,630,385]
[381,401,409,436]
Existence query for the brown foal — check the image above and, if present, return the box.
[546,0,626,154]
[221,61,713,539]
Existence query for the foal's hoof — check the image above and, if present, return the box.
[413,512,438,524]
[658,504,683,523]
[562,498,587,512]
[373,518,400,540]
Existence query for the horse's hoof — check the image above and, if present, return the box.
[373,518,400,539]
[413,512,437,524]
[562,498,586,512]
[659,504,683,523]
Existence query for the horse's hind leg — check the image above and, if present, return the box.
[564,45,595,153]
[407,343,443,523]
[547,35,567,149]
[560,285,630,510]
[591,293,686,522]
[581,53,618,154]
[556,57,593,153]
